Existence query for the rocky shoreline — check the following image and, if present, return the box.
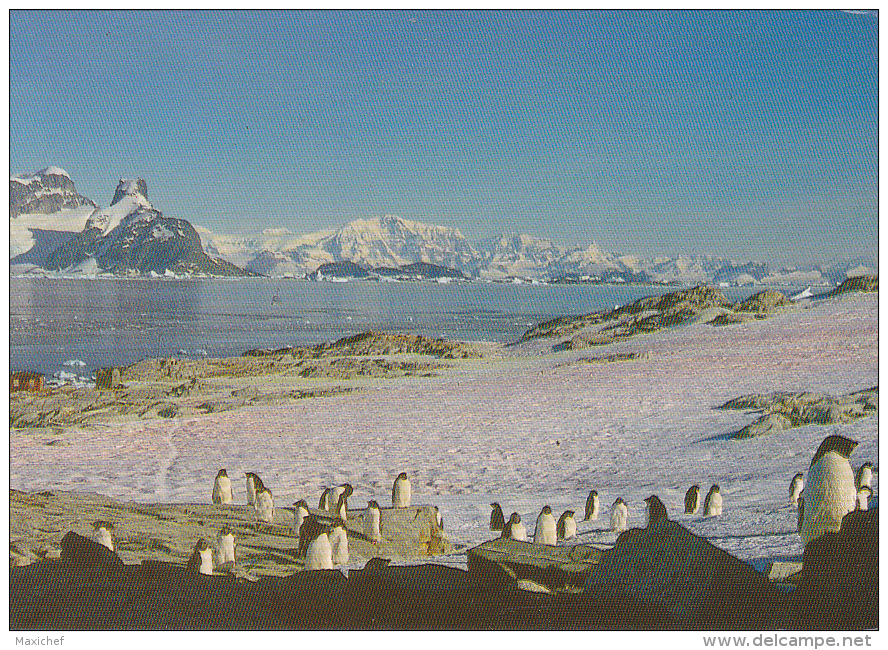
[10,332,493,432]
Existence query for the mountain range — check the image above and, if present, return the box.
[10,168,877,284]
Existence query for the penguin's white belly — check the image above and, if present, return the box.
[199,548,214,575]
[364,510,382,542]
[330,528,349,565]
[306,534,333,570]
[256,495,275,523]
[705,493,723,517]
[510,522,527,541]
[216,536,236,565]
[213,477,233,504]
[790,483,804,507]
[246,479,256,505]
[800,453,856,546]
[611,506,628,532]
[330,487,345,513]
[563,518,577,540]
[534,515,557,545]
[94,529,114,552]
[858,467,873,489]
[393,482,411,508]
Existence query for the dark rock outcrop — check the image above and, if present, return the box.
[826,275,878,297]
[10,168,97,218]
[792,508,877,629]
[734,289,791,313]
[583,520,789,629]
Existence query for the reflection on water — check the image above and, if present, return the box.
[10,276,770,377]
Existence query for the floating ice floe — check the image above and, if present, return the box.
[63,359,87,367]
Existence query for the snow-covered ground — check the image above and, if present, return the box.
[9,292,878,572]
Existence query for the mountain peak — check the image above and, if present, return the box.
[112,178,149,205]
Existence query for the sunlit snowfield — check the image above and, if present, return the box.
[10,292,878,573]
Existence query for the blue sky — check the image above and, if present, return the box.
[9,10,878,266]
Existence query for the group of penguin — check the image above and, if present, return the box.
[87,434,874,574]
[189,469,415,573]
[489,483,723,543]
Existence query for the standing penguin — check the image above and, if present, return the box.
[333,491,349,521]
[610,498,628,533]
[789,473,805,508]
[91,521,115,552]
[364,500,383,544]
[645,495,668,527]
[392,472,412,508]
[855,462,874,490]
[703,485,723,517]
[214,525,236,567]
[489,503,506,531]
[534,505,557,545]
[297,515,322,557]
[856,486,873,512]
[434,506,444,531]
[292,499,310,539]
[245,472,266,506]
[255,486,275,524]
[187,538,214,575]
[304,525,334,570]
[684,485,701,515]
[556,510,577,541]
[584,490,600,521]
[799,435,858,547]
[501,512,527,541]
[329,518,349,565]
[330,484,354,513]
[212,469,233,505]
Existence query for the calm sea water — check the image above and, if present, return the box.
[10,277,771,378]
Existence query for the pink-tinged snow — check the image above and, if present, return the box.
[10,293,878,570]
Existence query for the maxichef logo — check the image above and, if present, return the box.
[703,636,873,648]
[15,638,64,646]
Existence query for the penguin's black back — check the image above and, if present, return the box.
[490,503,505,531]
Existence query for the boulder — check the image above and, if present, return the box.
[792,508,877,629]
[584,521,788,628]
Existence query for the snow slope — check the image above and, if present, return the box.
[9,292,878,571]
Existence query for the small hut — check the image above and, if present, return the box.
[10,372,44,392]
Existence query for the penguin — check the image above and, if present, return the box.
[645,495,668,526]
[255,486,275,524]
[333,491,349,521]
[489,502,505,531]
[329,518,349,565]
[214,525,236,567]
[534,505,557,545]
[91,521,115,552]
[304,525,333,570]
[501,512,527,541]
[684,485,700,515]
[292,499,310,538]
[330,484,354,514]
[434,505,444,530]
[245,472,266,506]
[856,486,872,512]
[610,498,628,533]
[212,469,233,505]
[584,490,600,521]
[855,462,874,490]
[364,500,383,544]
[789,473,805,508]
[799,435,858,547]
[319,487,332,511]
[188,538,214,575]
[392,472,412,508]
[703,485,722,517]
[556,510,577,541]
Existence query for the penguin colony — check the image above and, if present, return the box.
[88,437,875,577]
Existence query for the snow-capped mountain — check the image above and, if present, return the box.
[10,167,99,267]
[42,178,250,277]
